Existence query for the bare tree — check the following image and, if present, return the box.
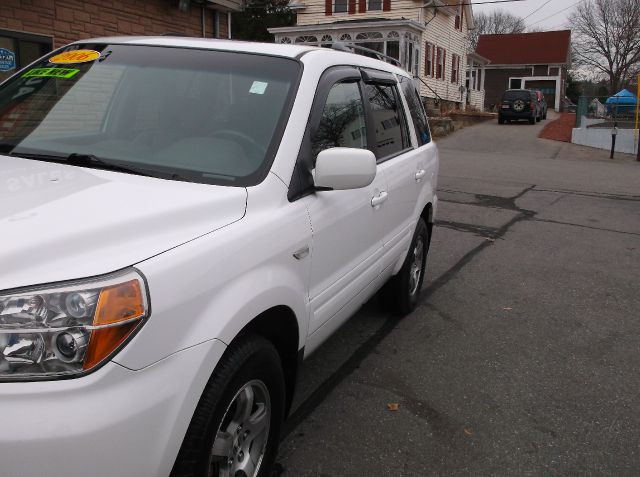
[468,10,526,49]
[569,0,640,93]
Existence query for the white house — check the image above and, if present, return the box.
[269,0,485,111]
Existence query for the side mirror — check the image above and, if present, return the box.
[313,147,377,191]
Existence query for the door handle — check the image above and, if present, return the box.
[371,191,389,207]
[415,169,427,181]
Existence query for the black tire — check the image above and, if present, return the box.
[529,117,535,125]
[380,218,430,315]
[536,115,541,122]
[171,336,285,477]
[498,117,505,125]
[543,112,547,120]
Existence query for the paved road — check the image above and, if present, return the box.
[276,114,640,476]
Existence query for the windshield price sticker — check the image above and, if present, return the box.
[23,67,80,79]
[49,49,101,64]
[249,81,268,95]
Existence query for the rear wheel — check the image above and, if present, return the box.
[380,218,429,315]
[171,336,285,477]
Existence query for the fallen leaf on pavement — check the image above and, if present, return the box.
[387,403,400,411]
[502,307,513,311]
[464,427,473,436]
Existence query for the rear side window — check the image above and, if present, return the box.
[364,83,410,158]
[311,81,367,161]
[503,90,530,101]
[399,77,431,146]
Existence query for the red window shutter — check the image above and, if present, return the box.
[460,6,464,31]
[325,0,332,15]
[349,0,356,14]
[435,48,439,78]
[383,0,391,11]
[455,14,460,30]
[359,0,366,13]
[458,56,461,83]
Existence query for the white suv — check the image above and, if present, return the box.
[0,37,438,476]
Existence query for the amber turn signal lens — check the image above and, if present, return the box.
[84,322,138,370]
[82,279,147,370]
[94,279,145,326]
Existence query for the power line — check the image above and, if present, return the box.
[527,0,583,27]
[522,0,554,20]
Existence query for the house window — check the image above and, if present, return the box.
[334,0,348,13]
[425,43,434,77]
[436,47,445,80]
[451,54,460,84]
[368,0,382,10]
[510,78,522,89]
[455,5,464,31]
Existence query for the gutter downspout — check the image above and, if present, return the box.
[228,12,232,39]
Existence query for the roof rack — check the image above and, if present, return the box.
[331,42,402,68]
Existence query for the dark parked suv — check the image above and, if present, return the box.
[498,89,539,124]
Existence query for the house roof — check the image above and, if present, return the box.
[476,30,571,65]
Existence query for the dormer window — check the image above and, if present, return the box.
[368,0,382,10]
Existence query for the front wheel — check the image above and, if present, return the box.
[381,218,430,315]
[171,336,285,477]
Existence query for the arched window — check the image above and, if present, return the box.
[355,32,383,40]
[321,34,333,43]
[280,37,292,44]
[295,35,318,44]
[339,33,352,41]
[387,31,399,39]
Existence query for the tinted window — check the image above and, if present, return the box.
[503,90,531,101]
[399,77,431,146]
[365,83,409,158]
[0,44,300,186]
[311,81,367,160]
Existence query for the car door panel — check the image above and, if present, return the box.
[292,73,387,336]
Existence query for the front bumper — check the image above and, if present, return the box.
[0,338,226,477]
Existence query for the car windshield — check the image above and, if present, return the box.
[0,44,300,186]
[503,91,530,101]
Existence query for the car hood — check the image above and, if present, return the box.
[0,156,247,290]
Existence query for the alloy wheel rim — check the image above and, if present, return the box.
[209,379,271,477]
[409,236,424,297]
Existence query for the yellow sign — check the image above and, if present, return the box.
[49,50,101,64]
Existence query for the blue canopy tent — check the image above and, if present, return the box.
[606,89,637,116]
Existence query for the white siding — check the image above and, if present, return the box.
[280,0,475,105]
[296,0,419,25]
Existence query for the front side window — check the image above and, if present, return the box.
[311,81,367,160]
[368,0,382,10]
[334,0,348,13]
[365,83,409,158]
[0,44,301,186]
[400,77,431,146]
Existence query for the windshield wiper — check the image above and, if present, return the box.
[9,151,155,178]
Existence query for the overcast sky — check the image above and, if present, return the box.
[472,0,578,31]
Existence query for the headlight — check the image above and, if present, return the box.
[0,269,148,380]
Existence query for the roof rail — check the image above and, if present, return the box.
[331,42,402,68]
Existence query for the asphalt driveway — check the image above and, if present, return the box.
[275,113,640,476]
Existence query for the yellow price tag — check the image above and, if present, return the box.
[49,49,101,64]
